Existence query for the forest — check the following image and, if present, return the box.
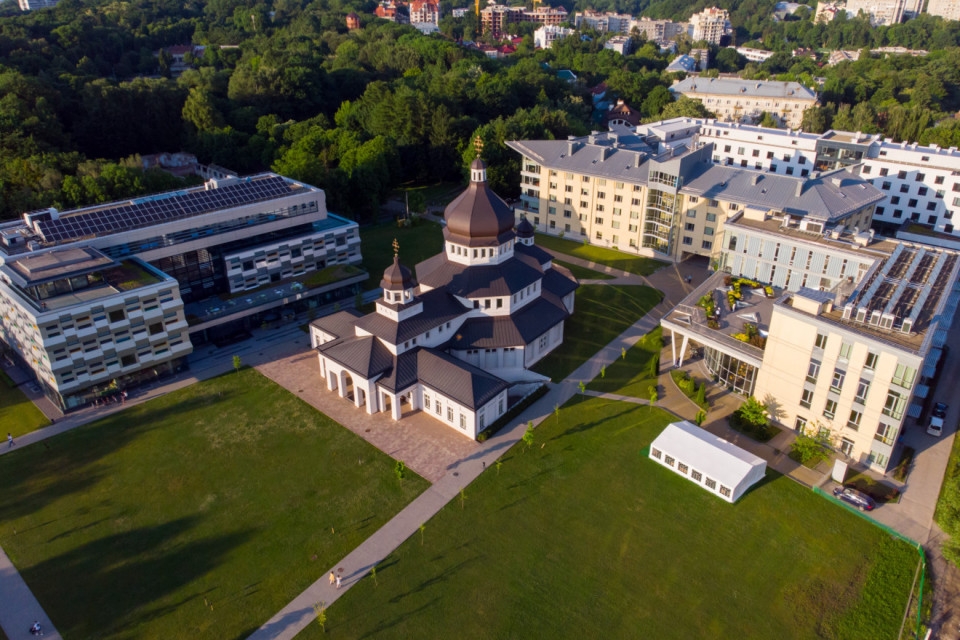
[1,0,960,222]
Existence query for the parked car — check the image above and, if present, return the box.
[833,487,876,511]
[928,402,947,437]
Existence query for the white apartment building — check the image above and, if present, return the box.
[735,47,776,62]
[845,0,922,24]
[534,25,575,49]
[573,10,634,33]
[604,35,633,55]
[662,214,959,472]
[688,6,732,45]
[506,125,881,262]
[669,77,818,129]
[0,173,363,409]
[631,16,688,43]
[409,0,440,24]
[690,119,960,239]
[926,0,960,21]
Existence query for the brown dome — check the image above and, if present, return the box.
[443,158,516,247]
[515,216,534,238]
[380,255,416,291]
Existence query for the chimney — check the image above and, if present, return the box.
[601,146,612,161]
[795,180,804,197]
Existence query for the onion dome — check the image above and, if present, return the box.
[380,255,416,292]
[443,158,516,247]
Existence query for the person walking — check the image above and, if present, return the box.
[328,571,335,586]
[335,575,342,589]
[7,433,13,448]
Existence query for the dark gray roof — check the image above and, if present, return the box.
[319,335,395,379]
[507,137,653,183]
[416,254,543,298]
[311,308,364,342]
[377,351,419,393]
[354,287,467,345]
[513,241,553,266]
[670,77,817,100]
[449,294,568,349]
[542,265,579,297]
[416,349,508,410]
[681,165,884,221]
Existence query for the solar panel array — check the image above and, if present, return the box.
[35,176,293,244]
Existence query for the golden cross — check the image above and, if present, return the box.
[392,238,399,257]
[473,135,484,158]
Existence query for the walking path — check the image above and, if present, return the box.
[0,545,61,640]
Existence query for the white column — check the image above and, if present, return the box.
[366,384,377,414]
[326,366,336,392]
[391,393,402,420]
[670,329,677,366]
[338,371,348,399]
[678,334,690,367]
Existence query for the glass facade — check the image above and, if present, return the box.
[642,188,681,254]
[704,346,758,396]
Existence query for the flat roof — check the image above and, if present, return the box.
[5,247,115,286]
[670,77,817,100]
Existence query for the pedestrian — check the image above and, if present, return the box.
[329,571,335,586]
[335,575,342,589]
[7,433,13,448]
[482,461,485,469]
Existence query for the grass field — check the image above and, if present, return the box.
[359,220,444,290]
[0,369,428,639]
[552,259,614,281]
[0,383,50,438]
[587,326,662,398]
[535,234,668,276]
[299,396,918,640]
[533,285,662,382]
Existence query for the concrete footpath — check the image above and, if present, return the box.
[0,545,61,640]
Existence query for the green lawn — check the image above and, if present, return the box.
[533,285,662,382]
[299,396,919,640]
[359,220,445,290]
[535,234,668,276]
[0,369,427,639]
[552,259,614,281]
[0,383,50,438]
[587,326,661,397]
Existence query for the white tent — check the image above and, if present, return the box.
[649,421,766,503]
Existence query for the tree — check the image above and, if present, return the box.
[578,381,586,393]
[313,602,327,633]
[655,96,713,121]
[600,364,606,378]
[621,346,627,360]
[737,396,768,427]
[419,522,425,545]
[232,354,241,373]
[695,383,706,407]
[522,421,534,450]
[640,85,672,118]
[648,385,657,403]
[394,460,406,484]
[495,459,502,475]
[758,112,779,128]
[554,403,560,423]
[370,564,378,586]
[459,487,467,509]
[695,409,707,426]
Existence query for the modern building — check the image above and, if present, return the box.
[409,0,439,24]
[534,25,575,49]
[688,6,732,45]
[649,421,767,502]
[604,35,633,55]
[845,0,922,25]
[692,119,960,239]
[0,174,363,410]
[666,53,708,74]
[506,125,881,261]
[669,77,818,128]
[661,213,959,472]
[572,10,634,33]
[631,16,688,44]
[481,2,567,39]
[309,159,578,439]
[926,0,960,21]
[735,47,776,63]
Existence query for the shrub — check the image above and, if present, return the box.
[476,385,548,441]
[892,446,915,482]
[729,397,778,442]
[790,433,829,466]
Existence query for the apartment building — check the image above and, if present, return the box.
[573,10,634,33]
[481,2,567,39]
[409,0,439,24]
[692,119,960,239]
[632,16,688,43]
[688,6,732,45]
[506,125,881,262]
[17,0,58,10]
[534,25,575,49]
[662,214,958,471]
[845,0,922,24]
[669,77,818,129]
[926,0,960,21]
[0,174,363,409]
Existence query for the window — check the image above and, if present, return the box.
[824,399,838,419]
[664,455,675,467]
[870,451,889,468]
[855,379,870,403]
[424,394,431,411]
[900,184,910,194]
[815,333,827,349]
[795,416,808,433]
[883,390,905,420]
[936,175,945,185]
[447,407,453,422]
[651,448,662,459]
[682,236,693,246]
[436,401,442,415]
[705,478,717,490]
[691,470,702,482]
[800,388,814,409]
[898,170,907,180]
[838,342,852,361]
[847,410,862,431]
[882,181,892,191]
[460,414,466,429]
[830,369,845,392]
[108,309,125,323]
[719,486,731,498]
[879,168,889,177]
[702,241,712,250]
[685,222,695,231]
[677,462,689,474]
[806,360,820,383]
[891,363,916,389]
[706,212,716,222]
[840,437,855,456]
[875,422,896,445]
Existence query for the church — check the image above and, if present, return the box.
[309,157,579,439]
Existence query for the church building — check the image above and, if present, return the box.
[309,157,579,439]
